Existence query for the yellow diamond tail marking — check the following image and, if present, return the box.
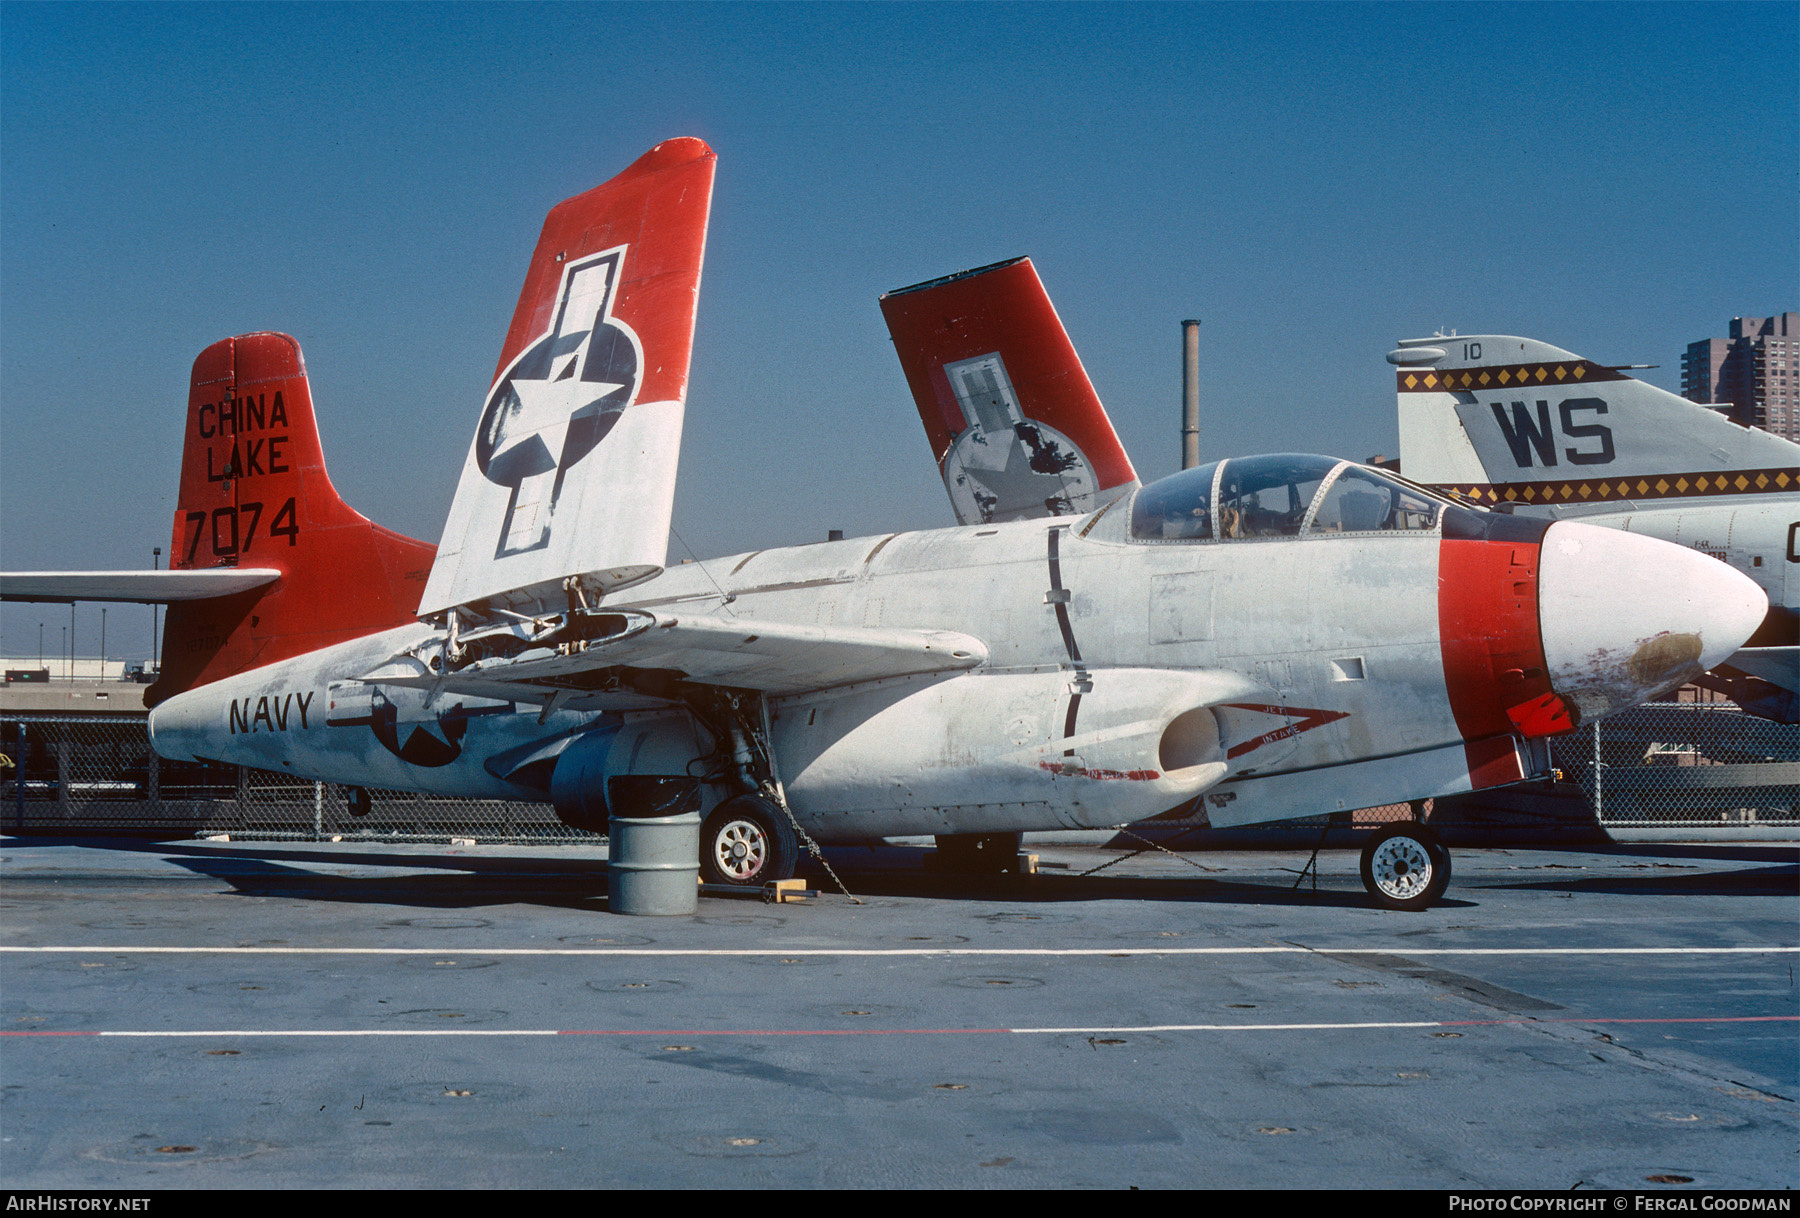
[1478,370,1491,385]
[1636,480,1650,494]
[1654,479,1670,494]
[1674,477,1689,493]
[1404,373,1418,389]
[1554,365,1568,381]
[1755,473,1768,488]
[1498,369,1512,384]
[1734,475,1749,490]
[1572,365,1587,380]
[1578,483,1592,498]
[1424,372,1438,388]
[1777,471,1791,488]
[1695,476,1710,491]
[1597,482,1613,497]
[1535,366,1548,382]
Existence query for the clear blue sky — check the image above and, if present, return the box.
[3,1,1795,662]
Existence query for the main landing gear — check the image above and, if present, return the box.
[700,793,800,887]
[1359,823,1452,911]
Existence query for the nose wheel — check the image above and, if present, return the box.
[1359,824,1451,911]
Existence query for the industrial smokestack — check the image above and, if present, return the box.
[1181,319,1201,469]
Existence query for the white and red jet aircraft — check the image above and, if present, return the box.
[0,140,1769,910]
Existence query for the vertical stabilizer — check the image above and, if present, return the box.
[422,138,716,620]
[152,333,436,705]
[1391,334,1800,502]
[880,257,1138,525]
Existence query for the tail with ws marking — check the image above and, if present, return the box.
[1391,334,1800,503]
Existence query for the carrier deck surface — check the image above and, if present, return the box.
[2,837,1794,1189]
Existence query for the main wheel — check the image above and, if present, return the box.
[934,832,1023,874]
[1359,824,1451,911]
[701,795,799,886]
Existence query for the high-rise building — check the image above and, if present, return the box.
[1681,312,1799,441]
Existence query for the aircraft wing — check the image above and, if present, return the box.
[0,569,281,603]
[368,609,988,707]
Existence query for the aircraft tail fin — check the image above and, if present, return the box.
[420,138,717,621]
[1391,335,1800,502]
[150,332,436,705]
[880,257,1138,526]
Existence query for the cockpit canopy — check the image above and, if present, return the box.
[1129,454,1446,542]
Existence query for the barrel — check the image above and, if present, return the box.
[607,810,700,915]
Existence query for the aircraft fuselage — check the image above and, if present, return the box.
[150,472,1761,840]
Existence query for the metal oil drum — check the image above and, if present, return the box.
[607,809,700,916]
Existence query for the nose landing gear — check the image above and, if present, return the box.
[1359,823,1451,911]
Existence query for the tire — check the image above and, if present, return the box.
[933,832,1024,874]
[700,795,799,886]
[1359,824,1451,911]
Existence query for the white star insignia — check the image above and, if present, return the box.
[496,372,624,470]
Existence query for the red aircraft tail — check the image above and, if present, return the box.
[880,257,1138,526]
[149,333,435,705]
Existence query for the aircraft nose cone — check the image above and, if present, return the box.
[1537,522,1767,720]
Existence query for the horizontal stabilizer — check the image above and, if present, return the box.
[881,257,1137,526]
[422,138,716,620]
[373,611,989,706]
[0,569,281,604]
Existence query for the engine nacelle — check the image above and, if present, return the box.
[548,713,709,832]
[775,667,1272,839]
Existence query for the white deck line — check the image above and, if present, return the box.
[6,1015,1789,1040]
[1,945,1794,957]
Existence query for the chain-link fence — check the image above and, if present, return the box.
[0,713,588,842]
[3,703,1795,841]
[1550,701,1800,827]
